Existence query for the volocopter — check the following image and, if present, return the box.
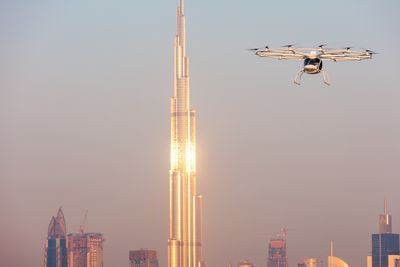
[249,44,376,85]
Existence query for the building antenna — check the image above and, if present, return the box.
[330,240,334,257]
[179,0,184,14]
[79,210,88,234]
[384,197,388,215]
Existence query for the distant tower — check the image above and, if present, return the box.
[298,258,321,267]
[328,241,350,267]
[371,198,400,267]
[129,249,159,267]
[44,208,68,267]
[67,233,104,267]
[267,231,288,267]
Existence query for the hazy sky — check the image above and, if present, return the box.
[1,0,400,267]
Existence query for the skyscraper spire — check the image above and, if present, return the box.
[379,197,392,234]
[384,197,387,215]
[47,207,66,239]
[179,0,184,14]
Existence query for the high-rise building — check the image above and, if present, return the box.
[371,199,400,267]
[238,260,255,267]
[129,249,159,267]
[369,256,400,267]
[388,256,400,267]
[328,241,350,267]
[168,0,204,267]
[372,234,399,267]
[44,208,68,267]
[67,233,104,267]
[267,237,288,267]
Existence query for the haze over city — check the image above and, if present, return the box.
[1,0,400,267]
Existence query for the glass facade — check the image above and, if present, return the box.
[47,239,57,267]
[372,233,400,267]
[46,239,67,267]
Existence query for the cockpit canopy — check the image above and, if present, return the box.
[304,58,321,66]
[304,58,322,70]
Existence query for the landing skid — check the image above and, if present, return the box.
[293,70,304,85]
[293,69,331,86]
[321,70,331,86]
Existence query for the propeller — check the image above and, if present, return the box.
[318,44,327,49]
[282,44,296,49]
[247,45,269,52]
[365,49,378,54]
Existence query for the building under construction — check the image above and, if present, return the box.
[67,232,104,267]
[129,249,159,267]
[267,236,288,267]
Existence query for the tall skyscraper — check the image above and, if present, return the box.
[67,233,104,267]
[370,199,400,267]
[267,236,288,267]
[168,0,204,267]
[44,208,68,267]
[129,249,159,267]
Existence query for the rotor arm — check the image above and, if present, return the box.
[256,51,306,60]
[320,52,372,61]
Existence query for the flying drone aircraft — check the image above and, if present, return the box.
[249,44,376,85]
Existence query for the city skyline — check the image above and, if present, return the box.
[1,0,400,267]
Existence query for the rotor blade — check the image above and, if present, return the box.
[365,49,379,54]
[247,48,259,51]
[282,44,296,48]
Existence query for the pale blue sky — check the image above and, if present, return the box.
[1,1,400,267]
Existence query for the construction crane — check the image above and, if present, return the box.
[278,228,288,240]
[79,210,88,234]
